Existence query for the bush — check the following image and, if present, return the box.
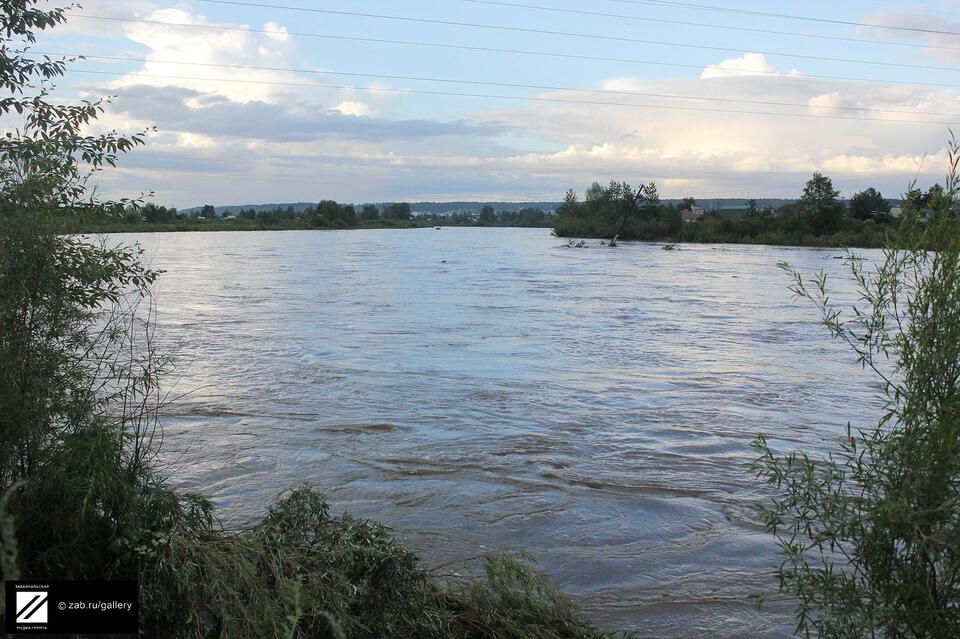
[0,6,625,638]
[753,136,960,638]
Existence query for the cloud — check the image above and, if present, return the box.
[60,1,960,207]
[262,21,289,43]
[109,8,299,103]
[701,53,778,79]
[335,101,373,117]
[478,62,960,199]
[105,84,511,143]
[856,3,960,63]
[599,77,649,92]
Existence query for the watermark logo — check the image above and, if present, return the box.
[5,580,137,634]
[14,592,48,624]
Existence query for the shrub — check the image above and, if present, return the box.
[753,135,960,638]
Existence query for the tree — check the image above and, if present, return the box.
[199,204,215,218]
[799,172,845,233]
[479,205,495,224]
[850,187,891,219]
[679,197,696,211]
[640,181,661,213]
[0,0,168,586]
[904,184,950,220]
[142,203,175,223]
[754,136,960,638]
[383,202,411,220]
[360,204,379,221]
[745,199,760,217]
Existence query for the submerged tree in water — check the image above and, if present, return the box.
[754,134,960,638]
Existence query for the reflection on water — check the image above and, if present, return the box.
[123,227,881,638]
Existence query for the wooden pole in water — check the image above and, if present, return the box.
[609,184,645,247]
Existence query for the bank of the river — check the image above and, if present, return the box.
[554,220,891,249]
[51,219,560,234]
[54,218,435,233]
[59,218,891,249]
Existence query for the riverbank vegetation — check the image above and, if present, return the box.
[51,201,557,234]
[753,135,960,637]
[0,4,621,637]
[553,175,947,248]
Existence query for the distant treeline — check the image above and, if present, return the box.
[53,201,557,233]
[553,175,951,248]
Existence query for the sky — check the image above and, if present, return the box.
[24,0,960,207]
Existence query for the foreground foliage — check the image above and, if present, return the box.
[0,2,621,637]
[753,138,960,637]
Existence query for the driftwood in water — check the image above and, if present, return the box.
[609,185,645,247]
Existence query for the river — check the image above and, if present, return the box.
[122,227,882,638]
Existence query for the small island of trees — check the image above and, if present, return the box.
[553,173,953,248]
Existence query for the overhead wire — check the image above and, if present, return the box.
[602,0,960,37]
[65,69,959,126]
[58,18,960,91]
[456,0,960,53]
[75,10,960,73]
[37,52,960,119]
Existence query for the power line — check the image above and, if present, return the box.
[40,52,960,118]
[457,0,960,53]
[603,0,960,37]
[67,16,960,92]
[102,5,960,73]
[66,69,959,126]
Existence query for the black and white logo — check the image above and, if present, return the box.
[15,592,48,624]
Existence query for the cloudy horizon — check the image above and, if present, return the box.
[31,0,960,208]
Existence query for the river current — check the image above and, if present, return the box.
[122,227,882,638]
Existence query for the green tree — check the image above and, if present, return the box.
[754,135,960,638]
[0,0,163,583]
[360,203,379,221]
[479,205,496,224]
[640,181,660,214]
[850,187,891,219]
[383,202,411,220]
[799,172,845,233]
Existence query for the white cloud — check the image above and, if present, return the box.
[263,21,289,42]
[701,53,778,79]
[335,101,373,117]
[808,92,841,113]
[478,62,960,199]
[111,8,299,103]
[599,77,648,92]
[61,1,960,206]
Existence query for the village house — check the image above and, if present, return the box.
[680,206,705,222]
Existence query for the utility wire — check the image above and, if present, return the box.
[99,5,960,73]
[66,69,959,126]
[40,52,960,118]
[67,17,960,91]
[603,0,960,37]
[457,0,960,53]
